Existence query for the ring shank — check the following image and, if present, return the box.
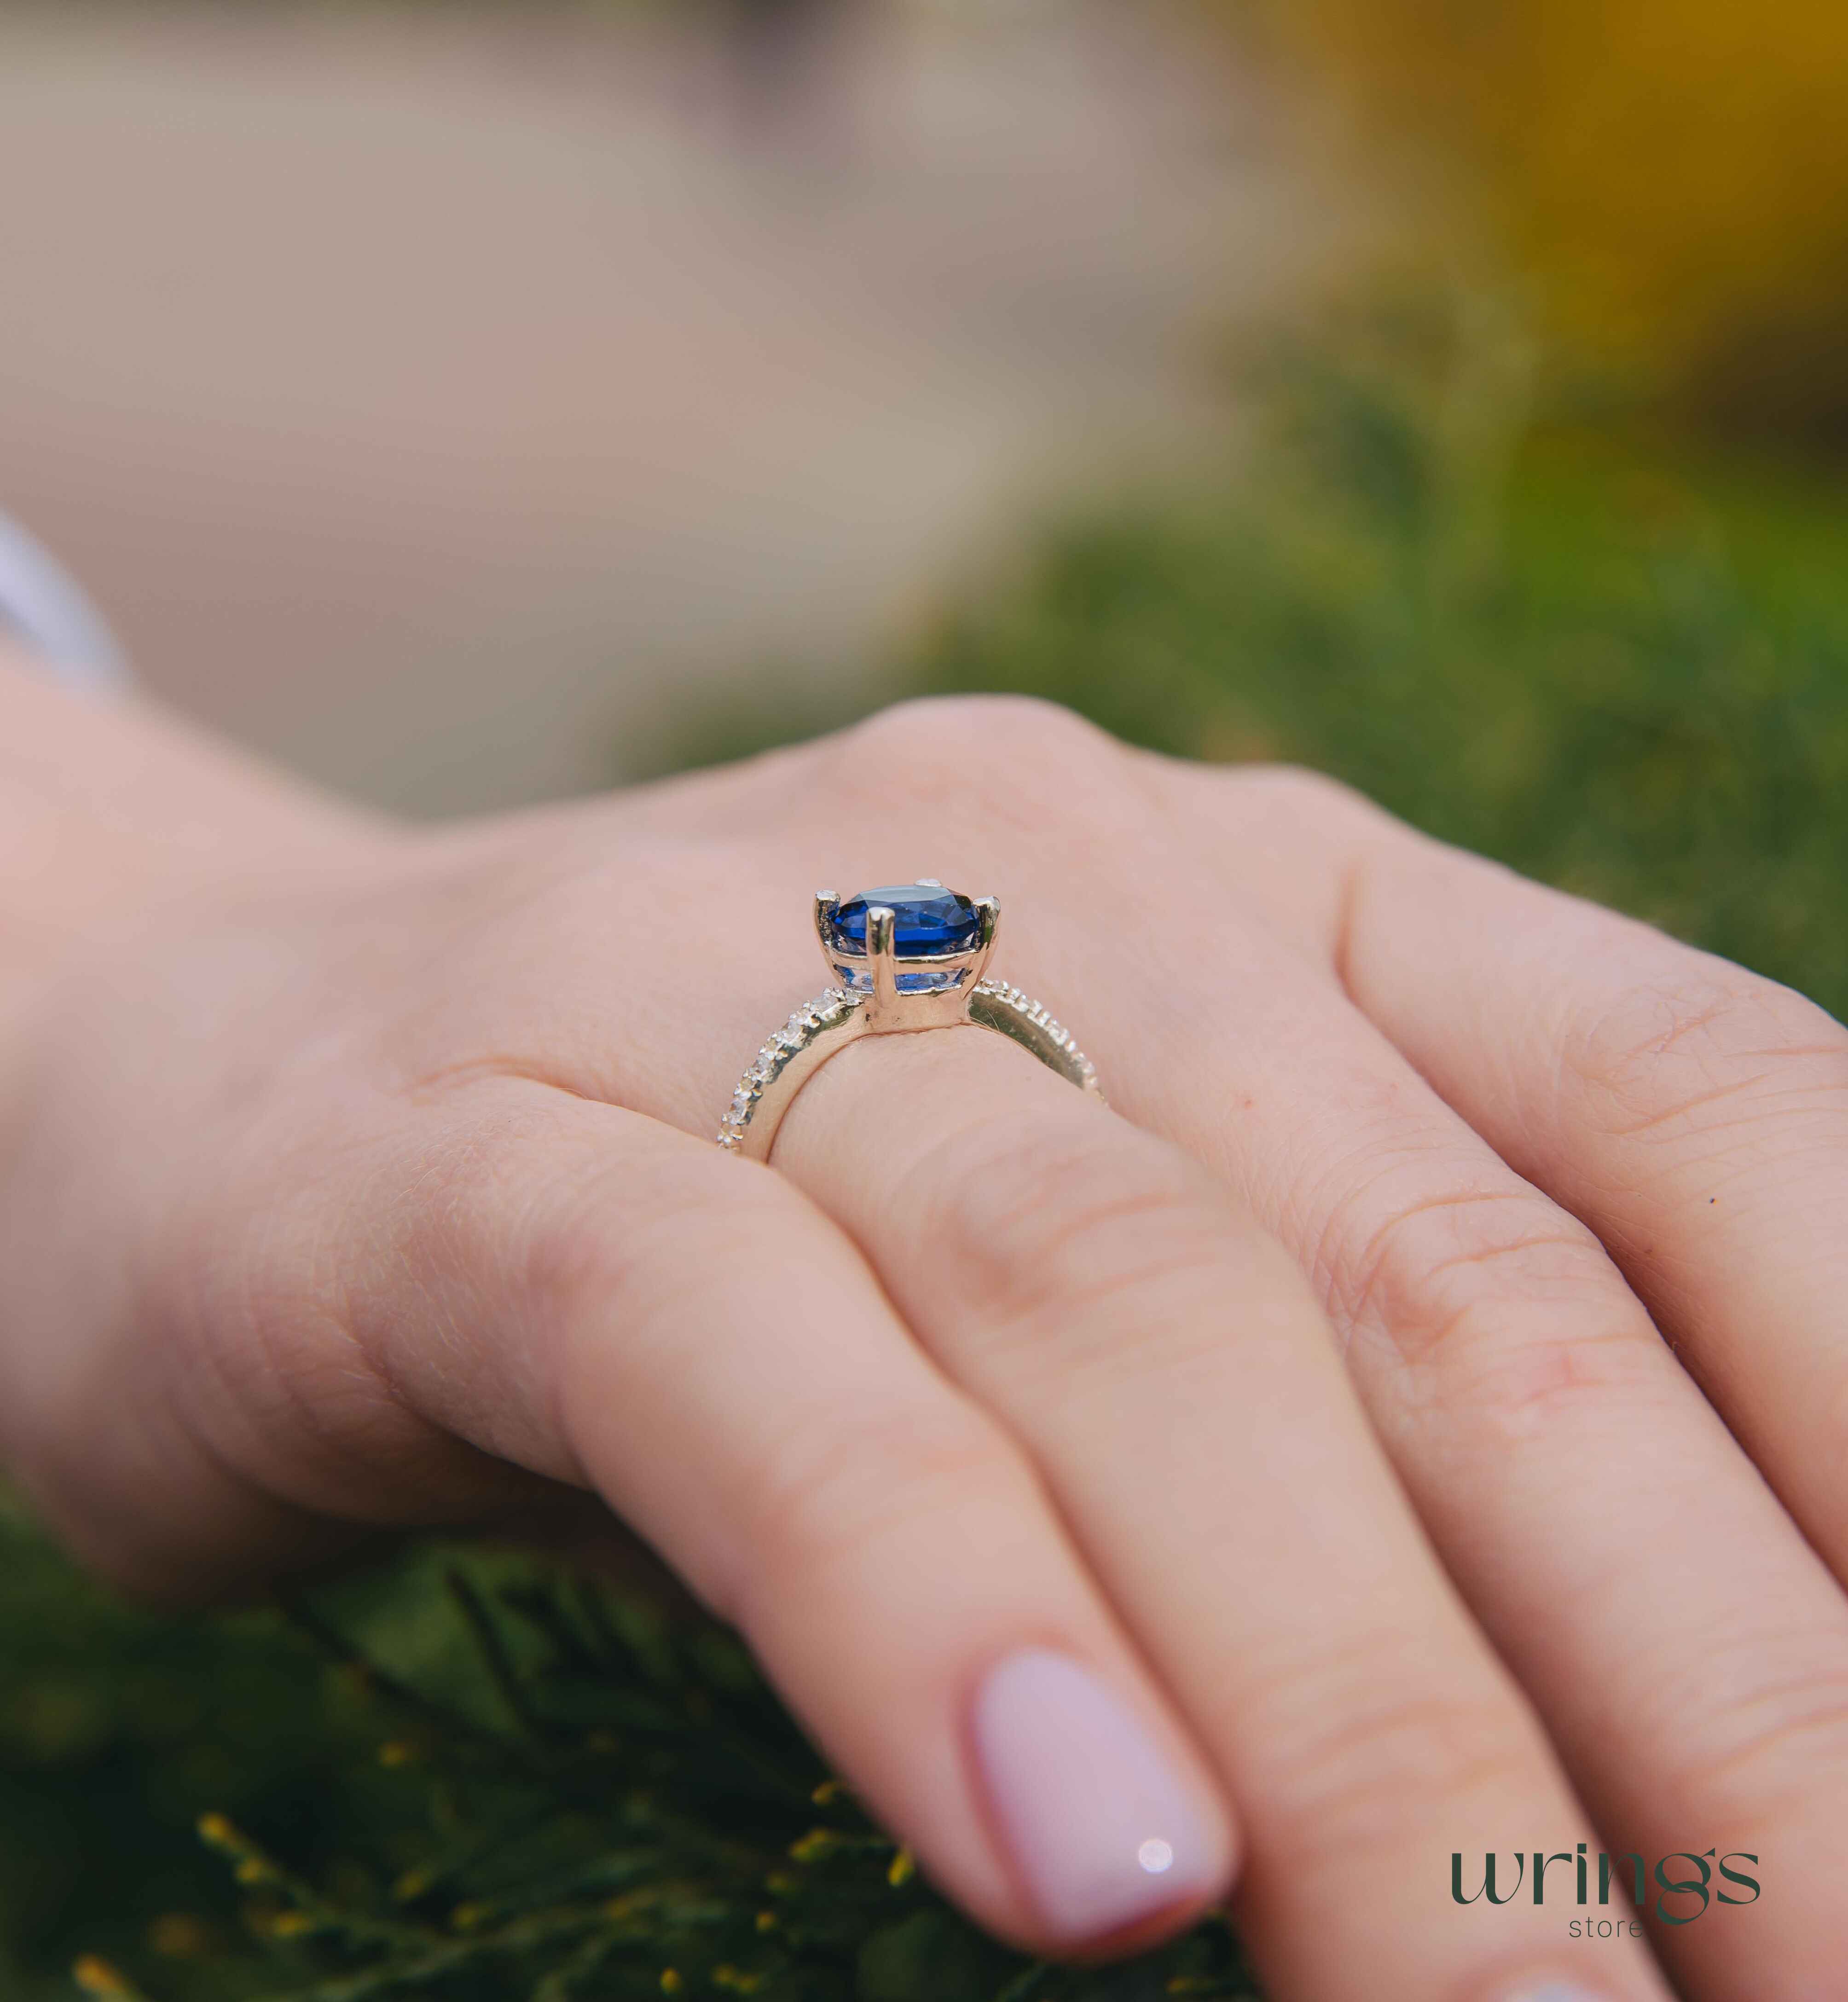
[718,978,1102,1161]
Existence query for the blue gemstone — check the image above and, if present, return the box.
[828,883,980,992]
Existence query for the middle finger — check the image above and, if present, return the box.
[1053,822,1848,1999]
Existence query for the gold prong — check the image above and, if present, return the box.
[814,891,840,972]
[867,905,900,1013]
[969,894,1000,986]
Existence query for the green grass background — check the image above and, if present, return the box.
[5,303,1847,2002]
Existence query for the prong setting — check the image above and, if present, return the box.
[970,894,1001,987]
[866,905,901,1016]
[718,883,1097,1156]
[815,879,1002,1032]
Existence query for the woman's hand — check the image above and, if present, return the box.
[5,662,1844,2002]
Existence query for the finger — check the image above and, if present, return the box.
[0,982,560,1600]
[1083,768,1848,2000]
[773,1025,1671,2002]
[322,1078,1236,1958]
[1331,799,1848,1587]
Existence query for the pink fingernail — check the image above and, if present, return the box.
[969,1647,1218,1942]
[1500,1984,1615,2002]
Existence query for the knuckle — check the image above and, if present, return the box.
[1246,1649,1539,1862]
[169,1164,502,1510]
[834,694,1132,818]
[523,1156,661,1327]
[530,1157,751,1402]
[1226,761,1375,827]
[526,1143,765,1331]
[852,691,1114,764]
[1562,964,1848,1144]
[520,1152,1037,1630]
[1646,1635,1848,1814]
[919,1112,1262,1365]
[1326,1167,1656,1418]
[731,1400,1013,1612]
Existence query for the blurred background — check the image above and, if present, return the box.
[6,3,1848,1997]
[6,0,1846,1004]
[1,0,1304,810]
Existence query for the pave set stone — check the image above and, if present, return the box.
[715,987,863,1151]
[972,979,1101,1097]
[714,977,1099,1150]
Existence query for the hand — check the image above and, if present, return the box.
[5,675,1844,2002]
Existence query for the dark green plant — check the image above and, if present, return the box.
[0,1505,1255,2002]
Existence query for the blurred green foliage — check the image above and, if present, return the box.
[0,1501,1255,2002]
[7,293,1848,2002]
[910,301,1848,1017]
[702,289,1848,1017]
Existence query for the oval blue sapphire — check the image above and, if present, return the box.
[828,883,980,992]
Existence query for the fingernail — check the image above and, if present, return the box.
[969,1647,1217,1942]
[1500,1984,1614,2002]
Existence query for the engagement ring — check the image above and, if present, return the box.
[717,880,1103,1160]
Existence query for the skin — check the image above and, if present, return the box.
[4,650,1845,2001]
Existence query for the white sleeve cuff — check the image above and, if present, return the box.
[0,512,132,693]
